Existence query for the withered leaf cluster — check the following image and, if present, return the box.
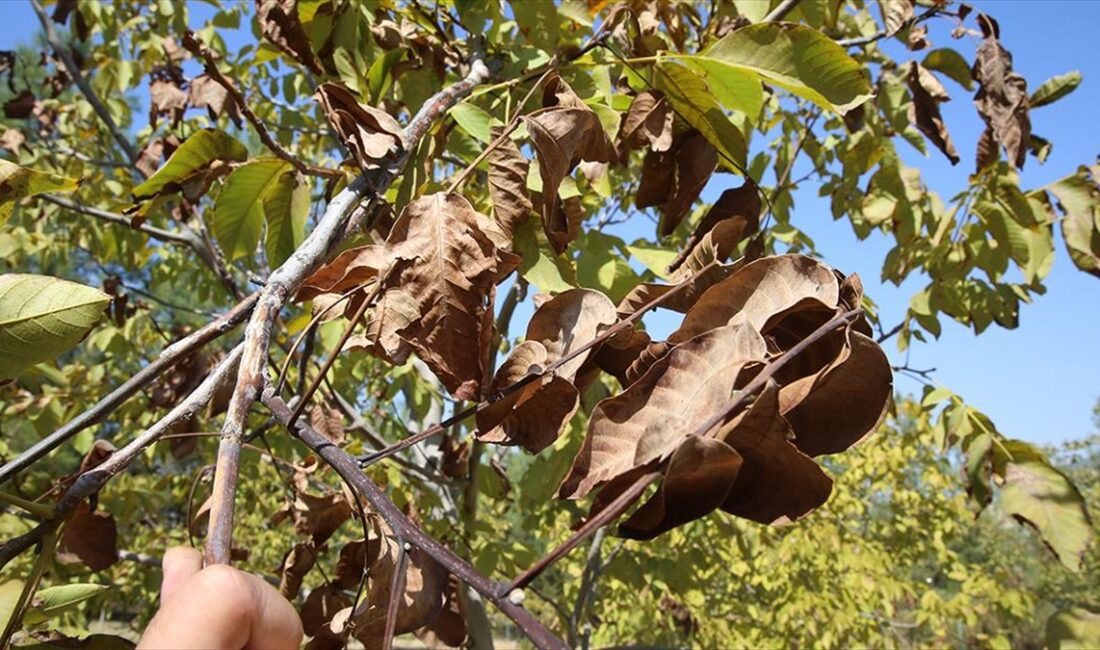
[558,255,892,539]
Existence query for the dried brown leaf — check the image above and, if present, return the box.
[907,62,959,165]
[352,537,447,649]
[256,0,323,74]
[189,74,242,127]
[669,255,840,345]
[477,289,618,452]
[523,81,616,233]
[972,13,1030,168]
[149,79,187,131]
[57,504,118,571]
[486,125,533,244]
[310,404,346,446]
[618,435,742,540]
[619,90,674,152]
[717,382,833,524]
[316,83,403,171]
[278,542,316,599]
[294,491,353,545]
[558,322,766,500]
[669,183,761,274]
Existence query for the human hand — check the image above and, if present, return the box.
[137,547,303,650]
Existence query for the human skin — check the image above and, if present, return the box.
[137,547,303,650]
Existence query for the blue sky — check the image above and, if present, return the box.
[2,1,1097,444]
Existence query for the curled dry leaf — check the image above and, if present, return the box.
[619,90,674,152]
[486,125,533,244]
[972,14,1030,168]
[294,491,353,545]
[477,289,618,452]
[352,535,448,649]
[523,75,616,235]
[414,575,468,649]
[149,79,187,131]
[300,193,518,400]
[57,504,118,571]
[637,129,720,238]
[189,74,242,128]
[278,542,315,599]
[907,62,960,165]
[316,83,404,171]
[558,322,767,501]
[256,0,323,74]
[309,404,346,446]
[668,182,761,274]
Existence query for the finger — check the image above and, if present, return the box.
[242,572,304,650]
[139,565,251,650]
[159,546,202,605]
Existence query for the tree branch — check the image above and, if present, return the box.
[262,392,569,650]
[38,194,195,246]
[836,6,941,47]
[0,296,257,487]
[29,0,139,165]
[0,346,243,571]
[181,32,342,180]
[203,58,494,566]
[762,0,802,23]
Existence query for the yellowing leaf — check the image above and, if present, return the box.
[0,160,80,225]
[24,583,109,625]
[0,274,110,382]
[653,60,747,171]
[132,129,247,200]
[1001,451,1092,572]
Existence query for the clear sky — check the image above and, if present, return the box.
[1,1,1096,444]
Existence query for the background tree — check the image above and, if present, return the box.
[0,1,1096,648]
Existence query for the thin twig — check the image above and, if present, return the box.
[762,0,803,22]
[837,6,942,47]
[287,265,394,427]
[181,32,342,179]
[30,0,139,165]
[357,258,722,467]
[263,391,569,649]
[0,346,243,571]
[39,194,195,246]
[0,296,257,487]
[381,542,409,650]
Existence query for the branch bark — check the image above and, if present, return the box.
[0,346,243,571]
[203,59,493,566]
[0,296,257,487]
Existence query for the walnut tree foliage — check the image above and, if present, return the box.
[0,0,1097,647]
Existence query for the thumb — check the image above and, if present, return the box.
[159,546,202,605]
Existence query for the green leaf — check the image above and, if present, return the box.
[680,58,764,118]
[448,102,501,145]
[0,580,21,635]
[628,240,679,281]
[700,23,873,114]
[23,583,109,625]
[0,160,80,225]
[0,274,110,382]
[1047,608,1100,650]
[368,47,406,104]
[133,129,247,200]
[920,387,953,409]
[213,159,292,261]
[653,60,747,171]
[513,217,577,293]
[1047,168,1100,279]
[1030,71,1083,109]
[1000,450,1093,572]
[263,171,311,267]
[922,49,973,90]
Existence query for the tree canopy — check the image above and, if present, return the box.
[0,0,1097,648]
